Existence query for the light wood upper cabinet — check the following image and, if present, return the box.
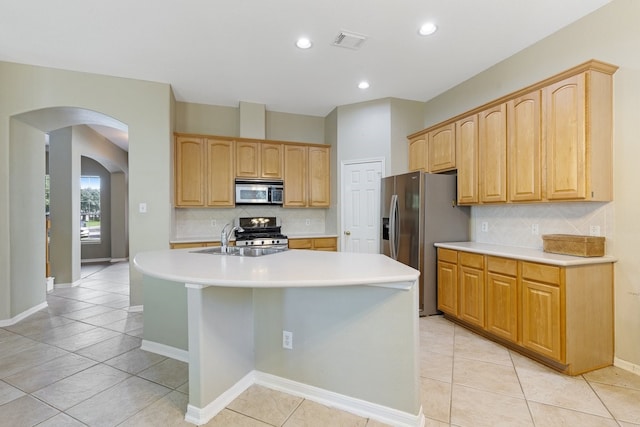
[283,144,330,208]
[175,133,329,208]
[429,123,456,172]
[206,139,235,207]
[261,142,283,179]
[175,136,234,207]
[408,134,427,172]
[508,91,543,202]
[175,136,206,206]
[283,145,308,207]
[456,115,479,205]
[308,145,330,207]
[411,60,616,206]
[479,104,507,203]
[544,70,613,201]
[236,141,283,179]
[235,141,260,178]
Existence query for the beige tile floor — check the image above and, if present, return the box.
[0,262,639,426]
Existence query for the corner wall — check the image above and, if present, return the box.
[420,0,640,368]
[0,61,172,321]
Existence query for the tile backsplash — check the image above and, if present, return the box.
[173,206,328,240]
[472,202,613,253]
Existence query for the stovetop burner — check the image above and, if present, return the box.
[235,216,288,247]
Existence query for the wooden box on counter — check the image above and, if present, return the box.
[542,234,605,257]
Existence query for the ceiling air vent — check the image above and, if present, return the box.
[332,31,367,50]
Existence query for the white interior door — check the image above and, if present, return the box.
[341,160,383,253]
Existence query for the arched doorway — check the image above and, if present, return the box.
[14,107,129,287]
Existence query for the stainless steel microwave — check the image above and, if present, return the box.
[235,180,284,205]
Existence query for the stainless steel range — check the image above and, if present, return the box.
[234,216,288,247]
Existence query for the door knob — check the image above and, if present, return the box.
[344,231,351,236]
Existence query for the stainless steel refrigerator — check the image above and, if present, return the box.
[381,171,470,315]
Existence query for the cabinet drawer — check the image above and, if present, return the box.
[459,251,484,269]
[288,239,313,249]
[521,262,560,285]
[438,248,458,263]
[313,237,337,251]
[487,256,517,276]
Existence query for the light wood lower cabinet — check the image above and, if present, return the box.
[288,237,337,251]
[486,256,518,343]
[437,248,458,316]
[170,241,221,249]
[436,248,613,375]
[458,252,484,327]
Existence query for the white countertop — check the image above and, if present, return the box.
[134,248,419,289]
[434,242,617,266]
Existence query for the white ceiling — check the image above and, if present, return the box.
[1,0,611,145]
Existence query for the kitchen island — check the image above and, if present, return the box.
[134,248,422,426]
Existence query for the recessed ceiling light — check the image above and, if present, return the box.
[296,37,312,49]
[358,81,370,89]
[419,22,438,36]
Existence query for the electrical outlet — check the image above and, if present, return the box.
[211,219,216,228]
[282,330,293,349]
[590,225,601,236]
[532,224,539,235]
[305,219,311,226]
[481,222,488,232]
[139,202,147,214]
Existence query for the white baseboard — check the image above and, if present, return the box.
[185,372,255,425]
[81,258,112,264]
[141,340,189,363]
[128,305,143,313]
[255,372,424,427]
[614,357,640,376]
[184,370,424,427]
[0,301,48,327]
[110,258,129,263]
[53,279,82,289]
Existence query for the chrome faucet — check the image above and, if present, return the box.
[220,223,243,252]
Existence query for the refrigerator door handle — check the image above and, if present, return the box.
[389,194,399,260]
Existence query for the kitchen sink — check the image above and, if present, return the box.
[191,246,288,257]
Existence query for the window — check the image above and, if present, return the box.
[80,176,101,242]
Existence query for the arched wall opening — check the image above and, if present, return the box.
[15,107,129,287]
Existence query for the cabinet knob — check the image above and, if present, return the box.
[344,231,351,236]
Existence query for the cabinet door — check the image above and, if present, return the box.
[261,142,283,179]
[486,272,518,342]
[479,104,507,203]
[408,135,427,172]
[545,73,586,200]
[308,145,330,207]
[283,145,308,207]
[429,123,456,172]
[456,115,479,204]
[206,139,235,207]
[437,260,458,316]
[236,141,260,178]
[175,136,205,206]
[288,238,313,249]
[459,266,485,327]
[313,237,337,251]
[508,91,543,202]
[521,279,562,361]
